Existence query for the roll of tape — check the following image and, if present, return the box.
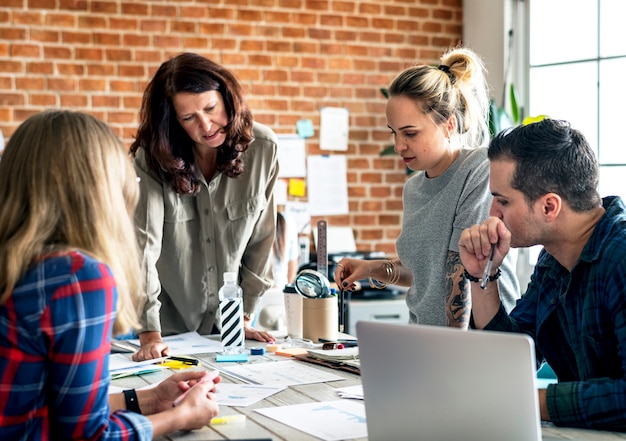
[265,344,280,353]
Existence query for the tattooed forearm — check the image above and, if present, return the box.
[445,250,471,329]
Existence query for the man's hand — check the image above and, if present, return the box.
[132,331,170,361]
[458,216,511,276]
[244,318,275,343]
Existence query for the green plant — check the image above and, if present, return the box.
[489,83,520,138]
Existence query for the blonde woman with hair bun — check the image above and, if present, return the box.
[335,47,520,330]
[0,110,221,440]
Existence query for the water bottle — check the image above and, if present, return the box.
[219,272,245,354]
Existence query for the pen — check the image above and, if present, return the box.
[210,414,247,425]
[481,243,496,290]
[167,356,198,365]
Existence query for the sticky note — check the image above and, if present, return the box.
[275,347,309,357]
[216,353,249,362]
[288,178,306,197]
[296,119,314,138]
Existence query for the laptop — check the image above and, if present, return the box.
[356,321,542,441]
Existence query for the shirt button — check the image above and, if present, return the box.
[206,237,211,243]
[550,298,557,305]
[204,208,209,215]
[208,266,215,272]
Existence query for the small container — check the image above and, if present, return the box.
[283,284,303,339]
[302,296,338,342]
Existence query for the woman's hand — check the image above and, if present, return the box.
[148,370,221,413]
[147,370,221,435]
[334,258,374,291]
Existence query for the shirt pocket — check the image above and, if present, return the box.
[226,194,267,245]
[163,195,197,223]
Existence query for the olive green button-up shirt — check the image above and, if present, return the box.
[133,122,279,336]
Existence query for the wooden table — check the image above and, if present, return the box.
[111,343,626,441]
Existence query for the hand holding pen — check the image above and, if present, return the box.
[173,369,220,407]
[480,244,496,290]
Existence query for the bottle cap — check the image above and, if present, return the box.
[223,272,237,282]
[283,283,297,294]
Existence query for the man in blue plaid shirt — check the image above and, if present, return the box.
[459,118,626,431]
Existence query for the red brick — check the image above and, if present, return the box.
[27,61,54,74]
[28,93,59,107]
[60,94,88,107]
[91,1,118,14]
[16,77,45,90]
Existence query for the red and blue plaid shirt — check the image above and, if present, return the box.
[0,251,152,440]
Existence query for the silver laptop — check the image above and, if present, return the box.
[356,321,542,441]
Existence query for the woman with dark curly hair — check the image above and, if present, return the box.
[130,52,277,361]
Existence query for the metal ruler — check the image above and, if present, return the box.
[316,220,328,279]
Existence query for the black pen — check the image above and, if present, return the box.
[168,356,198,365]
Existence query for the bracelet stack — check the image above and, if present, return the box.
[369,260,400,289]
[463,267,502,287]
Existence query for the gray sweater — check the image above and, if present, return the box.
[396,147,519,326]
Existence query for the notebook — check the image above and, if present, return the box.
[356,321,542,441]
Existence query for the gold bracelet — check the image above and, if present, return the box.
[368,260,400,289]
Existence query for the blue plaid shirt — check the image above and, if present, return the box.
[0,251,152,440]
[486,196,626,431]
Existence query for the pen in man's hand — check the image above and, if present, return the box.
[481,243,496,290]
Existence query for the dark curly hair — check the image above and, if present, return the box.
[130,52,254,195]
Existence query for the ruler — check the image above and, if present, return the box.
[316,220,328,279]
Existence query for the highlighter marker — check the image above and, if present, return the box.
[210,414,247,425]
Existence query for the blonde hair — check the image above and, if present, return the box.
[0,110,143,335]
[388,46,491,148]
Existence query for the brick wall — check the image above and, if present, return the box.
[0,0,463,255]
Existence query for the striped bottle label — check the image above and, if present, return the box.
[220,297,244,352]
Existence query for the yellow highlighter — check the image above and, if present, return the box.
[210,414,247,425]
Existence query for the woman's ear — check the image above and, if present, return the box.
[444,115,457,140]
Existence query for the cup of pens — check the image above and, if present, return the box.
[294,269,338,342]
[302,295,338,342]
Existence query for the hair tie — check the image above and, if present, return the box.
[437,65,456,85]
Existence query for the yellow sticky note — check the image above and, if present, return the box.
[288,178,306,197]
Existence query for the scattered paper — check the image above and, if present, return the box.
[335,384,364,400]
[126,331,222,355]
[256,400,367,441]
[320,107,349,151]
[218,360,344,386]
[307,155,349,216]
[109,354,167,379]
[216,383,286,407]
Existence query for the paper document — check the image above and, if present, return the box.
[127,331,222,355]
[218,360,344,386]
[256,400,367,441]
[109,354,167,379]
[216,383,286,407]
[335,384,364,400]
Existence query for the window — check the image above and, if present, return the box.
[528,0,626,199]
